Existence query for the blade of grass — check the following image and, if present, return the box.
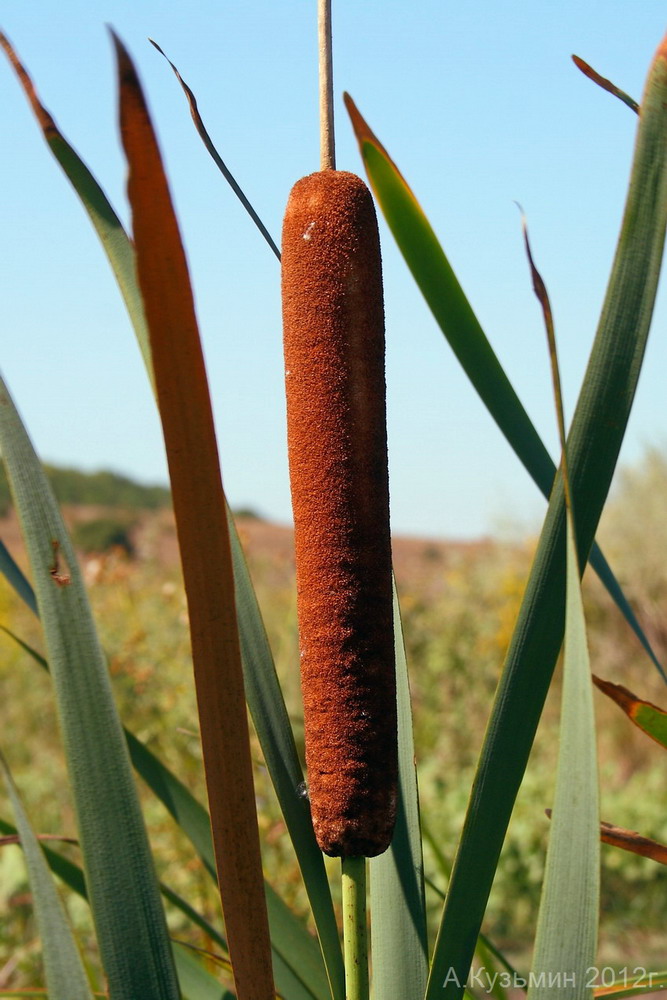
[369,585,428,1000]
[229,515,345,1000]
[0,804,325,1000]
[0,39,343,991]
[0,755,94,1000]
[0,375,180,999]
[344,93,665,683]
[424,867,518,1000]
[2,584,339,1000]
[426,31,667,999]
[0,33,154,388]
[0,539,37,614]
[571,55,639,113]
[148,39,280,261]
[523,221,599,996]
[114,32,273,1000]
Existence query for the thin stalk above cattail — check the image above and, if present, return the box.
[281,167,397,858]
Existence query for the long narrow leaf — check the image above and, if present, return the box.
[229,520,344,1000]
[114,33,274,1000]
[2,607,336,1000]
[148,39,281,261]
[0,376,179,999]
[369,585,428,1000]
[0,538,37,614]
[344,93,665,683]
[1,36,343,992]
[571,56,639,113]
[0,755,94,1000]
[0,33,153,387]
[527,520,599,999]
[427,32,667,999]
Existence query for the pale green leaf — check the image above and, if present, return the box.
[0,754,94,1000]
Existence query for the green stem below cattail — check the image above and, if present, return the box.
[342,856,369,1000]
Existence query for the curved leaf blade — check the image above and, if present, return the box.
[527,519,599,1000]
[344,93,665,683]
[113,33,274,1000]
[369,586,428,1000]
[425,30,667,999]
[0,33,154,388]
[148,39,281,261]
[0,375,180,999]
[0,756,94,1000]
[0,75,342,987]
[571,55,639,113]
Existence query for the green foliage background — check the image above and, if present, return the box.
[1,447,666,987]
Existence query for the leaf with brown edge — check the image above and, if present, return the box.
[0,32,153,386]
[546,809,667,866]
[572,55,639,114]
[344,91,665,684]
[593,675,667,750]
[112,32,274,1000]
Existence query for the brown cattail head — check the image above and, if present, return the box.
[281,170,397,857]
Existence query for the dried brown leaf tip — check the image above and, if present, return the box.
[282,170,397,857]
[0,33,59,136]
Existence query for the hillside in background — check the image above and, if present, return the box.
[0,463,171,516]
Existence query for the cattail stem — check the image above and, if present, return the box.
[342,856,369,1000]
[318,0,335,169]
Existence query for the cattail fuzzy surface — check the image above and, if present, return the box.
[281,170,397,858]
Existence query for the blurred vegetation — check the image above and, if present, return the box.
[1,446,666,982]
[71,517,136,556]
[0,464,171,516]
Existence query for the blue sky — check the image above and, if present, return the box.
[1,2,666,538]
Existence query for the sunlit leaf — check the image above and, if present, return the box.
[369,586,428,1000]
[0,376,179,999]
[0,32,153,387]
[344,92,664,683]
[527,520,599,1000]
[114,32,274,1000]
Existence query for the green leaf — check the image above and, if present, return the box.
[0,538,37,614]
[1,625,333,1000]
[1,33,343,995]
[527,518,599,1000]
[0,33,153,389]
[424,31,667,999]
[0,756,94,1000]
[369,585,428,1000]
[115,33,275,999]
[229,516,345,1000]
[172,944,235,1000]
[344,93,665,684]
[0,375,180,999]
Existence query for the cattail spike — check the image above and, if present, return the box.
[282,170,397,858]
